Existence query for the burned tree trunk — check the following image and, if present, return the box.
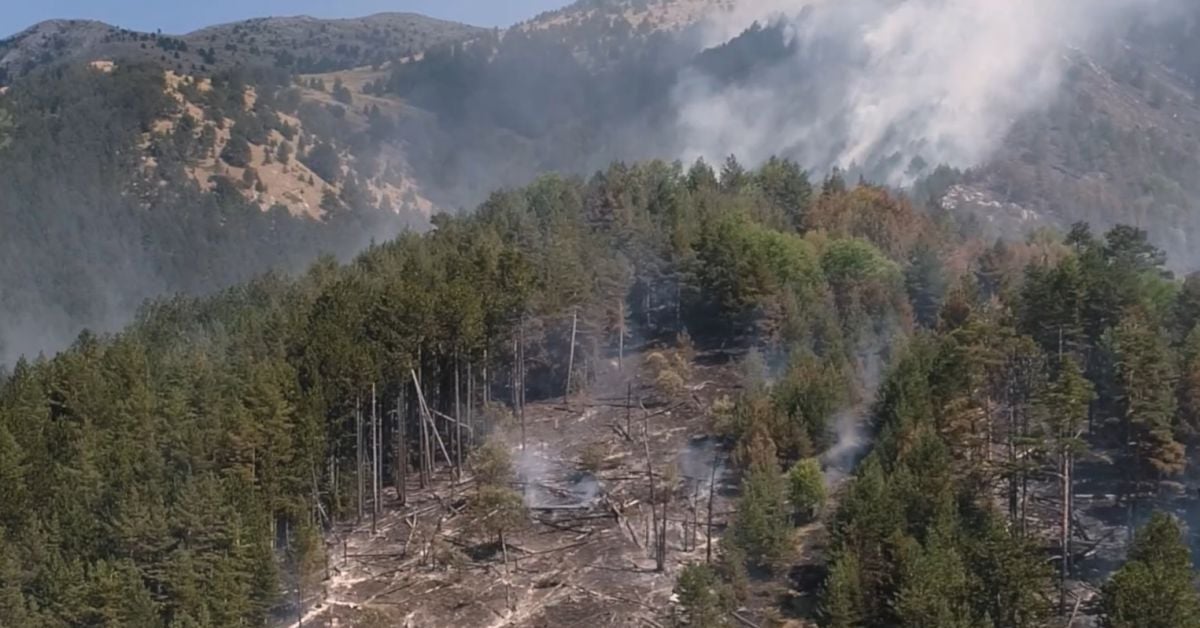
[467,361,475,450]
[371,384,379,527]
[1060,444,1074,614]
[707,449,719,564]
[396,392,407,507]
[618,298,625,371]
[625,382,633,440]
[419,379,431,488]
[518,319,527,450]
[565,307,578,406]
[369,386,377,535]
[455,354,463,478]
[642,407,665,572]
[356,397,364,524]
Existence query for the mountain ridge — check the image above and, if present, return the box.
[0,11,484,82]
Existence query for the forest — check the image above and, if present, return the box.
[1,143,1199,626]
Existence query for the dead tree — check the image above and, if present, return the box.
[455,354,463,478]
[356,396,364,524]
[328,453,338,523]
[411,369,454,469]
[706,448,719,564]
[1061,447,1071,613]
[642,406,666,572]
[418,364,431,487]
[519,317,527,450]
[625,382,633,439]
[467,361,475,450]
[371,384,379,535]
[565,306,578,406]
[618,297,625,371]
[395,392,407,507]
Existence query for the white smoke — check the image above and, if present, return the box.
[516,445,602,508]
[821,335,889,485]
[678,437,727,497]
[676,0,1181,184]
[516,447,554,508]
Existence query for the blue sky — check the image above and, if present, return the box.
[1,1,572,38]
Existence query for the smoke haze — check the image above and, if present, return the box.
[676,0,1183,184]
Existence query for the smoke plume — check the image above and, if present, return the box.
[676,0,1182,184]
[821,334,890,485]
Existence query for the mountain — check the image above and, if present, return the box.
[2,0,1200,358]
[0,12,482,83]
[0,13,488,361]
[956,12,1200,265]
[310,0,1200,252]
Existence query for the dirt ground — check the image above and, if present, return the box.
[278,349,754,628]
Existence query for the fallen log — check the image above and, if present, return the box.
[1066,595,1083,627]
[1074,529,1117,562]
[530,505,596,514]
[565,583,657,611]
[534,518,594,534]
[523,538,598,557]
[731,610,760,628]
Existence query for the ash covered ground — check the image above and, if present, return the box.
[279,348,758,628]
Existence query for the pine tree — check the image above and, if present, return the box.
[0,425,27,530]
[1108,308,1184,523]
[822,551,866,628]
[1175,325,1200,445]
[674,564,732,628]
[1034,357,1093,609]
[1019,256,1086,358]
[729,456,790,570]
[967,515,1053,628]
[894,530,973,628]
[1100,512,1200,628]
[719,155,749,193]
[0,105,12,151]
[906,242,946,329]
[0,534,34,627]
[786,458,825,524]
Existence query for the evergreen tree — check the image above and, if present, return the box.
[786,458,826,524]
[674,564,733,628]
[1100,512,1200,628]
[1175,325,1200,446]
[1108,307,1184,517]
[1034,357,1094,608]
[729,453,790,570]
[906,241,946,329]
[894,530,973,628]
[756,156,812,231]
[719,155,749,193]
[0,105,12,151]
[220,132,252,168]
[822,551,866,628]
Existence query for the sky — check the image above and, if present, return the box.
[0,0,572,38]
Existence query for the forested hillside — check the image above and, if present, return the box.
[0,56,432,362]
[5,3,1200,624]
[4,151,1200,626]
[0,156,891,624]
